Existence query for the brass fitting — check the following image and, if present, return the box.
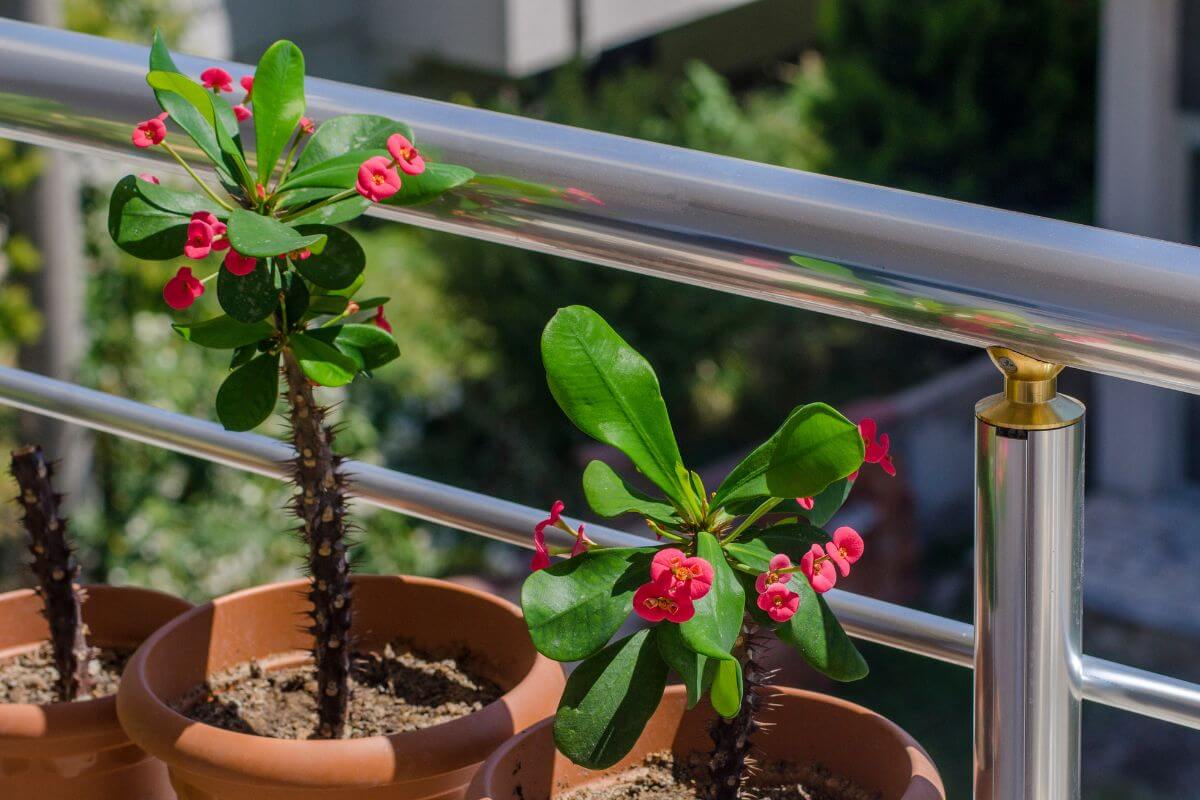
[975,347,1084,431]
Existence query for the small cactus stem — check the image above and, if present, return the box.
[9,445,91,701]
[707,615,773,800]
[281,347,352,739]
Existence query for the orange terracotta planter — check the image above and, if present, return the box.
[118,575,565,799]
[468,685,945,800]
[0,584,192,799]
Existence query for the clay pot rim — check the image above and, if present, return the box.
[0,584,191,747]
[470,685,944,800]
[118,574,563,788]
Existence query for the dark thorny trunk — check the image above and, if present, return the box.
[10,445,92,701]
[707,616,775,800]
[281,348,352,739]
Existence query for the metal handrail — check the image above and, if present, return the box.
[1,365,1197,731]
[5,20,1200,394]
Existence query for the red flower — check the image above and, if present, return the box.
[183,219,214,259]
[200,67,233,93]
[299,116,315,135]
[757,582,800,622]
[233,104,252,122]
[138,173,160,184]
[858,418,896,477]
[800,543,837,594]
[633,582,695,623]
[796,496,815,511]
[754,553,793,594]
[530,500,565,571]
[131,113,168,148]
[824,527,864,577]
[649,548,713,600]
[355,156,401,201]
[239,75,254,96]
[191,211,228,251]
[386,133,426,176]
[373,305,393,334]
[163,266,204,310]
[223,249,257,276]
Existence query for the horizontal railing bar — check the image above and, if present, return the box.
[1,365,1198,729]
[5,21,1200,393]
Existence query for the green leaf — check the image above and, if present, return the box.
[712,403,863,509]
[172,316,274,349]
[294,114,412,173]
[134,176,225,218]
[707,657,743,719]
[307,295,350,316]
[217,258,277,323]
[292,225,364,289]
[146,70,249,190]
[776,576,868,682]
[289,333,359,387]
[656,623,707,709]
[107,175,187,259]
[679,531,743,660]
[279,149,387,191]
[226,209,326,258]
[283,271,310,324]
[384,162,475,207]
[229,344,256,369]
[215,351,280,431]
[253,40,306,184]
[582,460,680,525]
[286,195,372,226]
[542,306,687,509]
[554,629,668,770]
[329,272,365,298]
[521,547,655,662]
[148,33,238,186]
[334,324,399,370]
[806,478,853,527]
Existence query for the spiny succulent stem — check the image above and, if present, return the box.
[707,615,773,800]
[10,445,91,702]
[282,347,352,739]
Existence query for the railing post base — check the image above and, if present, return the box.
[974,347,1085,800]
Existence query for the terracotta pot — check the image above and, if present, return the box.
[118,575,565,799]
[0,584,192,799]
[467,685,945,800]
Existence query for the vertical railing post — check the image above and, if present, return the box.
[974,347,1085,800]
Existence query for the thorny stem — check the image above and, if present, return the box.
[707,616,775,800]
[159,141,236,212]
[281,348,353,738]
[10,446,93,701]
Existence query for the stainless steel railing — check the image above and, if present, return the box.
[2,18,1200,799]
[1,364,1198,733]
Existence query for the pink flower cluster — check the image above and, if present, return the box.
[132,112,169,148]
[530,501,590,571]
[354,134,426,202]
[633,548,714,624]
[799,527,864,594]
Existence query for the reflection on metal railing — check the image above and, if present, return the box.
[5,20,1200,393]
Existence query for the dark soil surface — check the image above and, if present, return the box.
[559,751,881,800]
[176,642,502,739]
[0,643,127,704]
